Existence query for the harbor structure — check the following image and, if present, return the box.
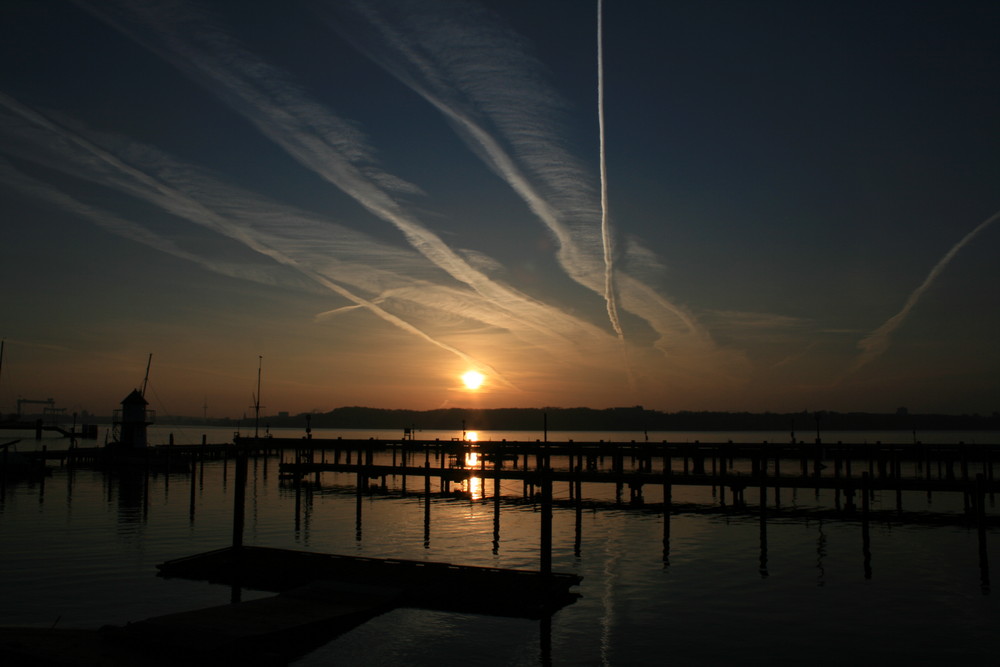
[112,390,155,448]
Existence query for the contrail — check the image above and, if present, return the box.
[74,0,605,353]
[0,94,517,388]
[597,0,624,342]
[324,0,721,367]
[0,94,611,367]
[597,0,635,394]
[846,208,1000,376]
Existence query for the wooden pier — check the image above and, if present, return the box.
[263,436,1000,504]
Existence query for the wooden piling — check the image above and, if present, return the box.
[977,473,990,592]
[189,458,197,523]
[861,471,872,579]
[540,471,552,576]
[231,446,248,549]
[759,470,768,578]
[719,455,726,506]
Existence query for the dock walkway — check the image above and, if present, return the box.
[0,546,581,666]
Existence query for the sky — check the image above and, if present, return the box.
[1,0,998,419]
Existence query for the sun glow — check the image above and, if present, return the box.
[461,370,485,390]
[465,431,479,442]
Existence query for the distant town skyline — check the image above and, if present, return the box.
[2,1,998,418]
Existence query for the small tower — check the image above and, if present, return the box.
[114,389,154,448]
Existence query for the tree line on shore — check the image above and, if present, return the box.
[208,406,999,432]
[7,406,998,432]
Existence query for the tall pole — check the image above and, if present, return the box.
[234,356,260,552]
[141,353,152,397]
[254,356,262,440]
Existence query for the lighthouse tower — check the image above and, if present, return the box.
[114,389,154,448]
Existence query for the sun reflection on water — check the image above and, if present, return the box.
[463,475,484,501]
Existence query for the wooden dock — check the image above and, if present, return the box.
[0,582,398,666]
[157,545,582,618]
[105,578,401,665]
[0,546,580,666]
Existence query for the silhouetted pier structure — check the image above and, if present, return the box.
[4,434,996,664]
[262,436,996,585]
[258,436,1000,503]
[21,436,1000,513]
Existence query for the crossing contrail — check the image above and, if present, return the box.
[597,0,624,342]
[0,92,517,388]
[846,208,1000,376]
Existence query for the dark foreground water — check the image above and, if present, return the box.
[1,428,998,665]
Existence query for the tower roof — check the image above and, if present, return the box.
[121,389,148,406]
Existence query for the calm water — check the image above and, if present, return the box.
[1,427,998,665]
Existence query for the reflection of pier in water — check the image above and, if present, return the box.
[264,437,997,589]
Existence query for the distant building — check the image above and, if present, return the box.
[113,390,155,448]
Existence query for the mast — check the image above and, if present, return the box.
[140,353,153,397]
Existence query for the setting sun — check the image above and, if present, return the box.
[461,371,485,390]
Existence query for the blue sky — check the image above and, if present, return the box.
[1,0,998,418]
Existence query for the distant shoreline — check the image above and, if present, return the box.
[14,406,993,433]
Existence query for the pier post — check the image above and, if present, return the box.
[355,468,363,541]
[440,444,447,493]
[759,468,768,578]
[540,470,553,576]
[231,445,248,549]
[423,457,431,548]
[834,457,842,510]
[574,473,583,558]
[189,456,197,523]
[663,444,672,564]
[861,472,871,579]
[294,469,303,533]
[893,448,902,512]
[693,452,705,475]
[142,449,150,521]
[718,454,726,506]
[493,455,502,555]
[977,473,990,592]
[774,452,781,507]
